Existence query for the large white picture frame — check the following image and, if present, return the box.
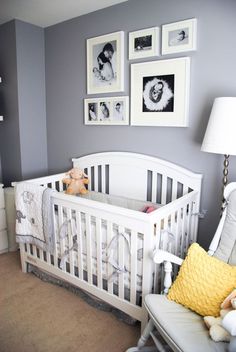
[130,57,190,127]
[129,27,160,60]
[84,96,129,125]
[162,18,197,55]
[87,31,124,94]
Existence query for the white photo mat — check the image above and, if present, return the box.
[129,27,160,60]
[84,96,129,125]
[162,18,197,55]
[87,31,124,94]
[130,57,190,127]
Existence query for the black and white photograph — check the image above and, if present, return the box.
[87,31,124,94]
[134,35,152,51]
[99,101,111,121]
[129,27,160,60]
[131,58,190,127]
[92,41,117,88]
[113,101,125,121]
[168,28,189,47]
[162,18,197,55]
[88,103,98,121]
[142,75,174,112]
[84,97,129,125]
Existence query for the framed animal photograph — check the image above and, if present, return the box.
[162,18,197,55]
[84,96,129,125]
[87,31,124,94]
[130,57,190,127]
[129,27,160,60]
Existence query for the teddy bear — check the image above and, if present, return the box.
[62,167,89,195]
[204,289,236,349]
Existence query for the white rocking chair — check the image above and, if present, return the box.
[126,182,236,352]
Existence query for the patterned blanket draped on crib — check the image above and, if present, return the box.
[15,182,56,253]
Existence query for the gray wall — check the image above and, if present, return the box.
[15,20,48,180]
[0,20,48,186]
[0,21,22,185]
[45,0,236,248]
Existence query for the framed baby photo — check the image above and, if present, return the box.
[162,18,197,55]
[86,31,124,94]
[130,57,190,127]
[129,27,160,60]
[84,96,129,125]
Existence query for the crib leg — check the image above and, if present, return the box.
[19,244,27,273]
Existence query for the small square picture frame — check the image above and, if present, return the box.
[84,96,129,125]
[129,27,160,60]
[162,18,197,55]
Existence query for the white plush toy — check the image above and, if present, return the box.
[204,289,236,346]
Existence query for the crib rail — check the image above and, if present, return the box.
[73,152,202,204]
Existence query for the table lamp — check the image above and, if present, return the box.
[201,97,236,202]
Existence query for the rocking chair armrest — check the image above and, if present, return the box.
[153,249,183,266]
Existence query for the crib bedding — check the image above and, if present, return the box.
[55,199,179,292]
[77,191,160,212]
[56,218,144,291]
[55,191,163,290]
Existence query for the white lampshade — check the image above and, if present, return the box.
[201,97,236,155]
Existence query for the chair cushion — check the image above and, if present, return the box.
[214,189,236,265]
[167,243,236,316]
[145,294,228,352]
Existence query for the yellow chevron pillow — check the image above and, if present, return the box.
[168,243,236,316]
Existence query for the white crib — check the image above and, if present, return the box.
[15,152,202,330]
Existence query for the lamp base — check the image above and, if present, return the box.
[222,154,230,207]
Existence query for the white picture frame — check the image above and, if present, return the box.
[87,31,124,94]
[84,96,129,125]
[130,57,190,127]
[129,27,160,60]
[162,18,197,55]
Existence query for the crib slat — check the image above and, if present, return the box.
[152,172,157,203]
[39,248,43,260]
[32,244,37,257]
[87,168,92,191]
[180,205,187,258]
[186,203,192,247]
[161,175,167,204]
[76,211,83,280]
[175,208,181,258]
[172,179,178,201]
[26,243,30,254]
[153,221,161,293]
[46,250,51,264]
[101,165,106,193]
[118,226,125,300]
[59,181,64,192]
[58,205,66,272]
[67,208,75,276]
[96,218,103,289]
[107,221,114,294]
[130,230,137,304]
[52,206,58,268]
[94,166,98,192]
[183,185,189,195]
[85,214,92,285]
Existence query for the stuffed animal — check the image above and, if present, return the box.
[204,289,236,344]
[62,167,89,195]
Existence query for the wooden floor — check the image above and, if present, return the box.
[0,251,140,352]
